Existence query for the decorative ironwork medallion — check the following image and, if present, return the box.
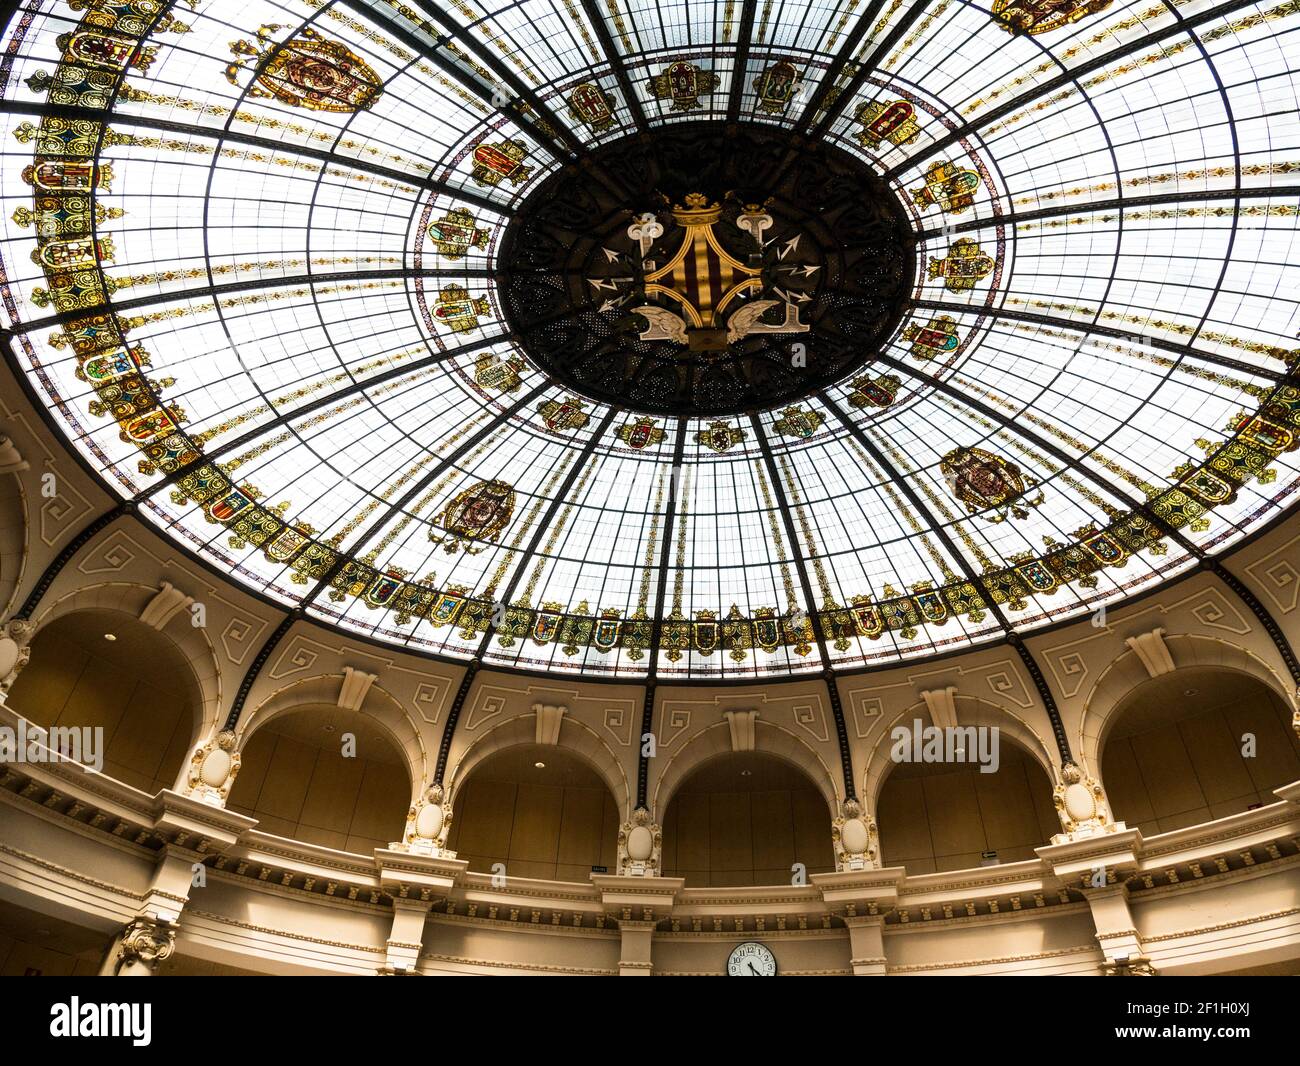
[496,123,914,416]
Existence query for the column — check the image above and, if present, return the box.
[811,867,905,975]
[1037,827,1153,975]
[374,847,468,974]
[99,916,177,977]
[99,789,255,974]
[592,874,683,976]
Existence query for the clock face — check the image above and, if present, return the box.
[727,942,777,976]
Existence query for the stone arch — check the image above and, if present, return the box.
[10,596,210,795]
[1078,634,1294,777]
[238,673,428,806]
[868,696,1060,872]
[651,720,839,821]
[446,710,630,817]
[29,582,222,752]
[863,695,1058,813]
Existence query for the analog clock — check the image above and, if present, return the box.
[726,941,777,976]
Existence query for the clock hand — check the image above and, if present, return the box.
[748,961,760,975]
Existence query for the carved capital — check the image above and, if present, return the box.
[139,581,193,630]
[1100,955,1157,976]
[115,915,176,974]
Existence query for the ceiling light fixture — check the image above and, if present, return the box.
[534,761,546,769]
[102,633,116,641]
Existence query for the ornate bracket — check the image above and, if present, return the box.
[617,806,662,877]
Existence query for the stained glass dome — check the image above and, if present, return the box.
[3,0,1299,680]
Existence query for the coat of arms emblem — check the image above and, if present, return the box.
[696,420,746,454]
[616,417,666,450]
[428,209,490,260]
[434,284,491,333]
[647,60,721,112]
[226,26,382,113]
[992,0,1114,35]
[773,406,824,439]
[928,238,995,292]
[753,60,801,115]
[537,396,591,432]
[909,161,982,214]
[847,374,901,409]
[616,195,809,352]
[854,99,921,149]
[904,315,961,360]
[568,82,618,131]
[473,353,525,394]
[940,447,1044,523]
[471,139,532,188]
[429,479,516,553]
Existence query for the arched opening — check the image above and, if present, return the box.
[876,741,1059,874]
[446,744,620,882]
[227,705,411,853]
[660,752,834,887]
[1100,667,1300,835]
[6,609,200,795]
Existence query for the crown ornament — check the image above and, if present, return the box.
[669,192,722,225]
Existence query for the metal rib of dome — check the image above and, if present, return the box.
[2,0,1298,680]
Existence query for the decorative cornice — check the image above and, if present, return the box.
[0,841,144,900]
[886,945,1100,973]
[1141,907,1300,942]
[419,951,618,975]
[427,912,615,938]
[185,909,386,953]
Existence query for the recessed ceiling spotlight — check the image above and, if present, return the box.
[1184,688,1199,696]
[740,768,752,777]
[534,761,546,769]
[103,632,116,641]
[322,723,336,733]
